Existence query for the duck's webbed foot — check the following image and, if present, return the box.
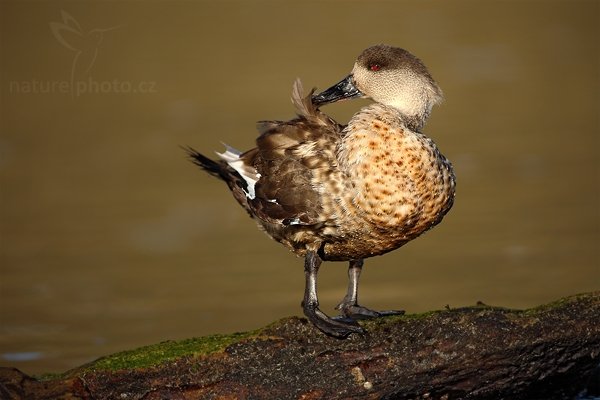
[303,302,363,338]
[335,259,405,321]
[303,251,364,338]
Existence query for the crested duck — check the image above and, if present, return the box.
[187,44,456,338]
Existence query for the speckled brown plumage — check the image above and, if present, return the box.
[187,44,455,338]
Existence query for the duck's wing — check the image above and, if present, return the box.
[239,79,343,227]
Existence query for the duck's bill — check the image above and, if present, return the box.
[312,75,364,107]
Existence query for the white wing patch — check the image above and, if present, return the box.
[216,145,261,200]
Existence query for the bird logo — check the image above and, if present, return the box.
[49,10,121,92]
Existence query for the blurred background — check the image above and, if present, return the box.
[1,1,598,375]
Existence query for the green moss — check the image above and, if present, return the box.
[93,331,255,371]
[521,292,597,316]
[398,310,442,320]
[39,330,257,380]
[35,371,66,381]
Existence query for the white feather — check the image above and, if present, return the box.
[216,145,260,200]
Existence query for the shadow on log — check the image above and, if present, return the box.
[1,292,599,399]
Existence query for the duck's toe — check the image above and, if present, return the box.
[336,302,405,320]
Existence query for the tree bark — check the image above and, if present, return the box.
[1,292,599,400]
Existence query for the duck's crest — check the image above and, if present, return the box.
[291,79,332,127]
[291,78,315,116]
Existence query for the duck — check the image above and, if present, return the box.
[187,44,456,338]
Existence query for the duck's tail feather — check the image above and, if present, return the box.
[184,145,258,203]
[184,146,228,181]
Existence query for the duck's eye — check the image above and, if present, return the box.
[369,64,381,72]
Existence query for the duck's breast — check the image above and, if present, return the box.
[338,105,455,240]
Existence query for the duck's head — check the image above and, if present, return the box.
[312,45,442,128]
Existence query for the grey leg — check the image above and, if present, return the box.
[302,251,363,338]
[336,259,405,320]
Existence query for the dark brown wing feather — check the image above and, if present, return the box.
[242,80,342,227]
[188,80,343,234]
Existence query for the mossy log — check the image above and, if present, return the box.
[1,292,599,400]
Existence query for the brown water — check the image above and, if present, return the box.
[1,1,598,375]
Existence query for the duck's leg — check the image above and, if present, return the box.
[302,251,363,338]
[336,259,405,319]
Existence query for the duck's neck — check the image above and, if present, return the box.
[348,103,427,134]
[380,79,441,132]
[389,101,433,132]
[400,112,427,132]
